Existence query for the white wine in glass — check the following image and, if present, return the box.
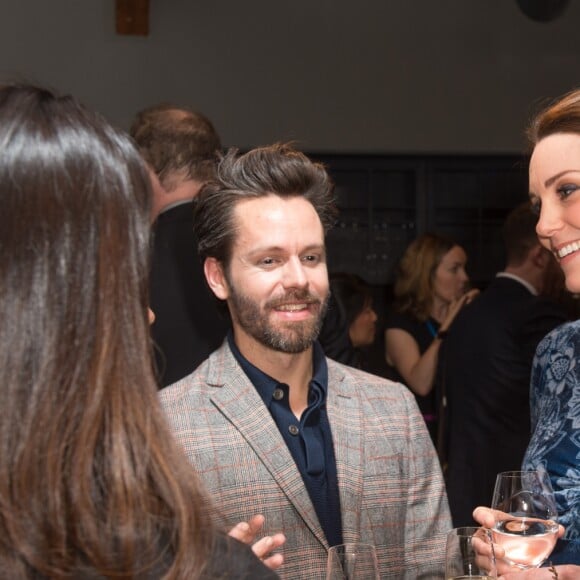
[490,470,558,569]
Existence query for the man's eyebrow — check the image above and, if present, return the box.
[242,244,326,262]
[302,244,326,252]
[247,244,325,253]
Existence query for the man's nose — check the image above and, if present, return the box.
[282,258,308,288]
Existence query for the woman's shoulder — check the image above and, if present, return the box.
[532,320,580,386]
[532,320,580,381]
[385,309,422,332]
[529,319,580,428]
[538,319,580,352]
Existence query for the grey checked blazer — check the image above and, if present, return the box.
[160,341,450,579]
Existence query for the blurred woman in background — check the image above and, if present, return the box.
[384,233,478,444]
[0,85,277,578]
[318,272,377,369]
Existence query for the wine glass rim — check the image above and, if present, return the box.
[448,526,486,535]
[328,542,376,551]
[497,470,545,476]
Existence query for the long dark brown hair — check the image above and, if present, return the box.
[0,85,214,578]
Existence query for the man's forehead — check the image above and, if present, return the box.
[233,194,321,224]
[231,195,324,248]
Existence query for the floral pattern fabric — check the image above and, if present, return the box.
[523,319,580,540]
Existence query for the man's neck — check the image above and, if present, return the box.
[503,265,540,295]
[151,174,204,220]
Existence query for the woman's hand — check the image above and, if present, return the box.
[228,514,286,570]
[472,506,565,541]
[472,507,567,579]
[439,288,480,332]
[500,565,580,579]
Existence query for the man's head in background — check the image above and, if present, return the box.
[130,104,221,217]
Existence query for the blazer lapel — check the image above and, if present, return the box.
[327,362,365,543]
[206,344,329,548]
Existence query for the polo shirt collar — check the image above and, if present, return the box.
[227,332,328,406]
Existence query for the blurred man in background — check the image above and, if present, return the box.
[131,104,229,387]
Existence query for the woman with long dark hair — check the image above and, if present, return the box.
[0,84,277,578]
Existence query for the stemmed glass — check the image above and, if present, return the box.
[490,470,558,570]
[445,526,497,579]
[326,543,379,580]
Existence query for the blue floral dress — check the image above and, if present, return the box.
[522,320,580,563]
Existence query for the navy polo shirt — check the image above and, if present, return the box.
[228,334,343,548]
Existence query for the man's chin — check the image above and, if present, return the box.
[272,344,311,354]
[262,326,319,354]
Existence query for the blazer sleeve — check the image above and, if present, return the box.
[398,387,451,579]
[336,365,450,579]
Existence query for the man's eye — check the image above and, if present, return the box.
[302,255,319,263]
[260,257,276,266]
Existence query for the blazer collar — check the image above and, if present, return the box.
[204,343,365,548]
[205,342,329,547]
[326,361,365,543]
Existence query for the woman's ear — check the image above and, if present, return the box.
[204,257,229,300]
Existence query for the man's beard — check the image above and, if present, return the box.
[229,287,328,354]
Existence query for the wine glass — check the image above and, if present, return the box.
[326,543,379,580]
[490,470,558,569]
[446,526,497,579]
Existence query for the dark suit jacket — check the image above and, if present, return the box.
[150,201,229,387]
[160,341,451,579]
[442,275,567,526]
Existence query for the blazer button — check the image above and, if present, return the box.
[288,424,299,436]
[273,388,284,400]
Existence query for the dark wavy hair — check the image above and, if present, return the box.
[318,273,373,366]
[0,85,214,578]
[193,142,337,268]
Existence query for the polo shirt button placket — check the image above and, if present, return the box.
[288,424,299,436]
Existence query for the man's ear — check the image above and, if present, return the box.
[204,257,229,300]
[147,167,168,221]
[531,244,550,269]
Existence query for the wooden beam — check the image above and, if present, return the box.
[116,0,149,36]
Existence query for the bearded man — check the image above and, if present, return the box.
[160,143,450,579]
